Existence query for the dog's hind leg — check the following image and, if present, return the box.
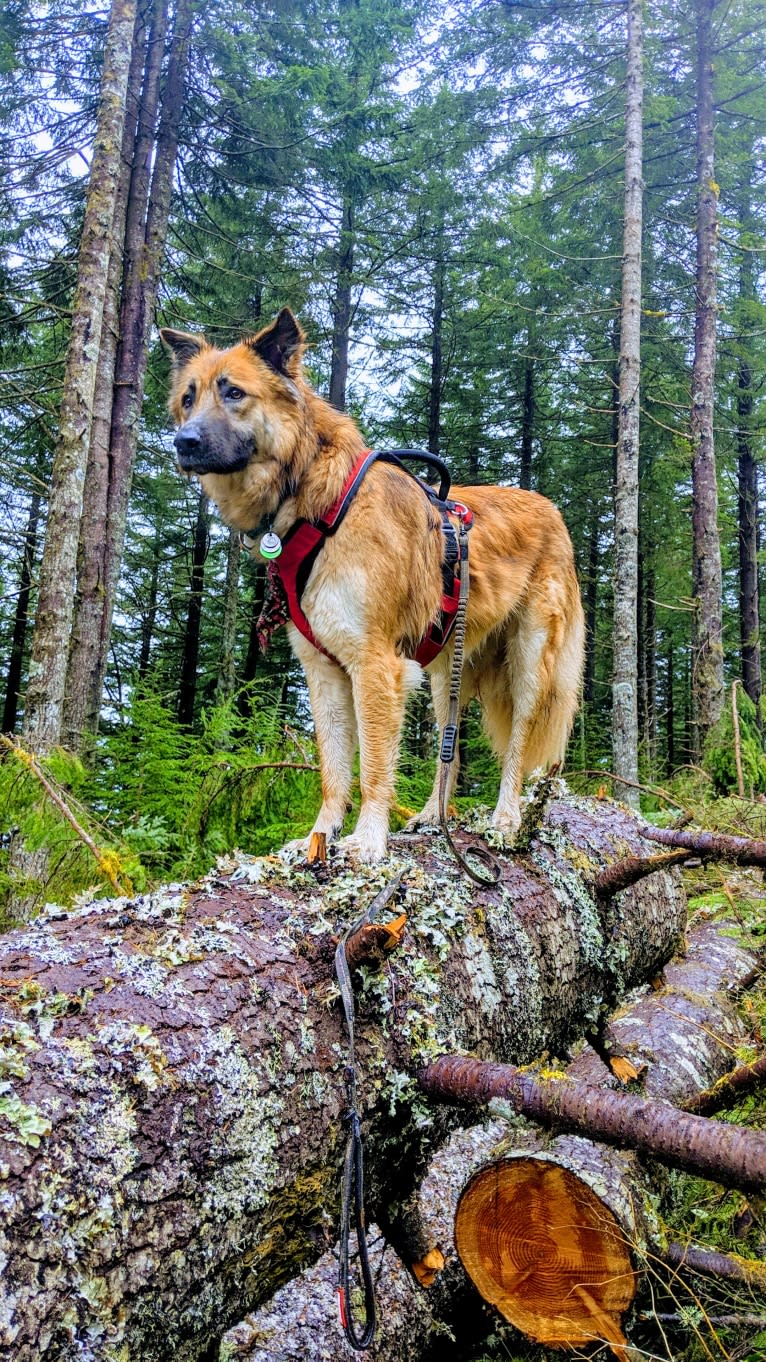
[292,645,357,849]
[486,616,552,844]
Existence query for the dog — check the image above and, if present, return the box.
[161,308,585,863]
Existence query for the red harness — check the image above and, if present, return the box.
[260,449,473,667]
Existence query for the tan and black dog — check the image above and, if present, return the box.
[161,308,585,862]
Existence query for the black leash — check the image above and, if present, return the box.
[334,872,405,1350]
[438,516,502,888]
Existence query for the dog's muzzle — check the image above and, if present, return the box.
[174,420,253,474]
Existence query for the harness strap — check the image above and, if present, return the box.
[261,449,471,667]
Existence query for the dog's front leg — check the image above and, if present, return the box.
[340,647,407,863]
[292,643,357,849]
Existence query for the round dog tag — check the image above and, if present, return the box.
[259,530,283,560]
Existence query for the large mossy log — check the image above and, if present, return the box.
[0,794,687,1361]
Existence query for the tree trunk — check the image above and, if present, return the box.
[665,637,675,774]
[0,794,687,1361]
[583,498,600,708]
[177,489,209,727]
[93,0,193,744]
[216,528,241,705]
[2,490,41,734]
[137,531,162,680]
[519,333,534,491]
[612,0,643,808]
[690,0,724,753]
[237,563,267,715]
[428,236,445,456]
[736,186,761,721]
[62,10,149,754]
[328,191,355,412]
[20,0,139,756]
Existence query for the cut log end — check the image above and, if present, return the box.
[455,1158,636,1359]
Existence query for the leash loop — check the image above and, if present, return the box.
[334,873,404,1351]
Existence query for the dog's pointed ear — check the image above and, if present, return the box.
[160,328,206,368]
[247,308,305,375]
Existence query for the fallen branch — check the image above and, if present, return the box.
[664,1240,766,1290]
[644,822,766,866]
[0,734,132,896]
[418,1055,766,1193]
[683,1052,766,1117]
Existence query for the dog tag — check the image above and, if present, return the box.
[259,531,283,560]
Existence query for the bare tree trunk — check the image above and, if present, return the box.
[137,531,162,680]
[62,10,149,754]
[2,490,41,734]
[690,0,724,752]
[736,188,761,722]
[177,489,209,727]
[612,0,643,809]
[583,499,600,708]
[665,637,675,774]
[328,191,355,412]
[216,529,241,705]
[428,235,445,456]
[519,334,535,491]
[21,0,139,756]
[65,0,192,752]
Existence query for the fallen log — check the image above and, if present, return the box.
[0,793,687,1361]
[221,922,760,1362]
[407,922,762,1359]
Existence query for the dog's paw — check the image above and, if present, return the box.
[488,807,522,848]
[403,806,440,834]
[337,828,389,864]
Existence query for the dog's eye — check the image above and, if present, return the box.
[181,390,194,409]
[226,386,245,401]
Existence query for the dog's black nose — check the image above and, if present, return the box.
[174,426,204,467]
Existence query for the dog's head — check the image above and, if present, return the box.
[160,308,306,479]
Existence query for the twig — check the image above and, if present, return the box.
[0,735,132,896]
[572,768,695,818]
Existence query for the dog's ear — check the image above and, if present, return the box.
[247,308,304,376]
[160,329,206,368]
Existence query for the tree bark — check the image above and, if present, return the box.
[612,0,643,809]
[428,232,445,457]
[690,0,724,752]
[177,488,210,727]
[61,8,149,754]
[736,183,761,720]
[216,528,242,705]
[519,334,535,491]
[328,191,355,412]
[20,0,139,756]
[2,490,41,734]
[0,794,687,1361]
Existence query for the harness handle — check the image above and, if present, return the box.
[376,449,452,502]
